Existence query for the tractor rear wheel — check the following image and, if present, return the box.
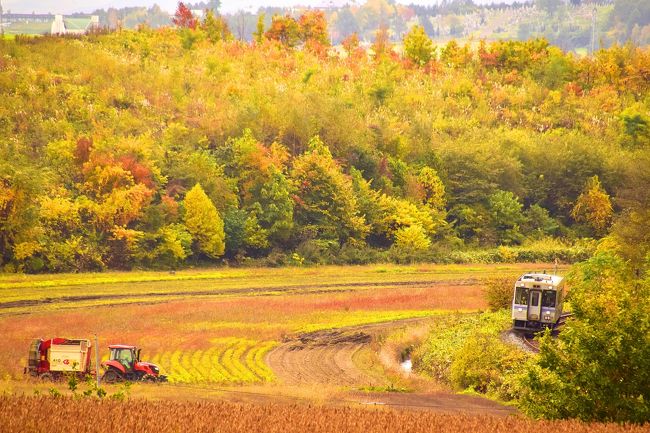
[102,369,122,384]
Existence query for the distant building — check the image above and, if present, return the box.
[51,15,99,35]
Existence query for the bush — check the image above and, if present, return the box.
[483,277,513,311]
[444,239,596,264]
[413,310,529,400]
[450,332,527,395]
[334,243,385,265]
[262,250,289,267]
[295,239,338,265]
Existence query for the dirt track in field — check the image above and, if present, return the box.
[267,320,433,387]
[266,319,434,388]
[266,320,516,415]
[267,329,378,386]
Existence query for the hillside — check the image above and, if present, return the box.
[0,24,649,272]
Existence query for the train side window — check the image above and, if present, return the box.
[515,287,529,305]
[542,291,556,308]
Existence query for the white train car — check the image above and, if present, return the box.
[512,273,565,332]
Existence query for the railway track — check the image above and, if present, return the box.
[518,313,573,353]
[521,334,540,353]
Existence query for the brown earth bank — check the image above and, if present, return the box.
[1,396,645,433]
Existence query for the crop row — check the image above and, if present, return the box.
[149,338,277,384]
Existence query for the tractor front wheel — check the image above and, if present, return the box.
[102,369,122,384]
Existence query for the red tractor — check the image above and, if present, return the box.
[101,344,167,383]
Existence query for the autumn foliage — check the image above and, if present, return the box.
[172,2,198,29]
[0,22,649,272]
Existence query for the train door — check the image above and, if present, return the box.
[527,290,542,321]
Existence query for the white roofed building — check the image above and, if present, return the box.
[51,15,99,35]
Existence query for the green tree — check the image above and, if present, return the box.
[620,106,650,147]
[403,25,435,66]
[183,183,225,258]
[488,190,526,245]
[291,136,368,244]
[522,204,560,238]
[222,130,294,250]
[519,253,650,423]
[201,10,233,42]
[253,13,265,44]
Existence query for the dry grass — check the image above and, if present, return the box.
[0,396,645,433]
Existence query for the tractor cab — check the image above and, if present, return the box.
[108,345,140,371]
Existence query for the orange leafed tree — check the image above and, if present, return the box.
[298,10,329,46]
[265,15,301,47]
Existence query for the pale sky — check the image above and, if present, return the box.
[3,0,518,15]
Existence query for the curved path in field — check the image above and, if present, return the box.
[267,320,420,387]
[266,320,515,415]
[267,332,378,386]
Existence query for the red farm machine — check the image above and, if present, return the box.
[101,344,166,383]
[25,338,92,381]
[25,338,166,383]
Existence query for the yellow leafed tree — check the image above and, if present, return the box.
[571,175,613,235]
[183,183,225,258]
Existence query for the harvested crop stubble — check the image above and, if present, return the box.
[0,397,646,433]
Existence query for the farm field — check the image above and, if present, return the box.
[1,396,645,433]
[0,263,565,412]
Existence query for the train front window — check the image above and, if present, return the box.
[514,287,529,305]
[531,291,540,307]
[542,291,556,308]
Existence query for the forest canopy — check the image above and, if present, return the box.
[0,17,649,272]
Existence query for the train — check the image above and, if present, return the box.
[512,272,565,332]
